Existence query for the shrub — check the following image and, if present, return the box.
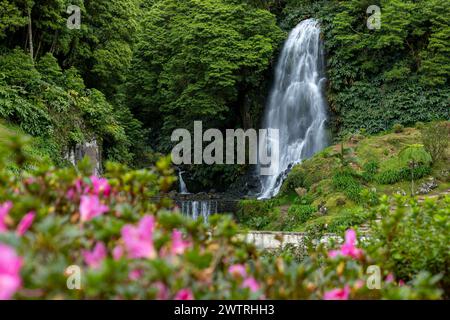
[287,205,316,225]
[376,166,432,185]
[421,122,450,162]
[362,160,380,182]
[280,169,305,195]
[236,200,272,222]
[376,169,404,185]
[293,194,314,205]
[332,170,363,203]
[325,209,374,233]
[369,195,450,297]
[360,188,380,207]
[415,122,425,129]
[393,123,404,133]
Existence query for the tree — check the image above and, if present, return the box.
[127,0,284,151]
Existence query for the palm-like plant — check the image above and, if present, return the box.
[399,144,432,196]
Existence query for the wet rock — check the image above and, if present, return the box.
[228,174,262,197]
[417,178,438,195]
[318,202,328,216]
[395,190,407,196]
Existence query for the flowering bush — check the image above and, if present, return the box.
[368,195,450,297]
[0,128,445,300]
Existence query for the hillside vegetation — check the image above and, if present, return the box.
[237,122,450,233]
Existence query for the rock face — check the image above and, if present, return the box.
[65,139,101,176]
[227,173,262,197]
[241,231,366,250]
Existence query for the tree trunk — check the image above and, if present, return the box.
[27,8,34,62]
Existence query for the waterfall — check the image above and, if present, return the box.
[180,200,218,222]
[258,19,329,199]
[178,171,189,194]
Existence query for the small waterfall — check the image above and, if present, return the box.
[178,171,189,194]
[180,200,218,222]
[258,19,329,199]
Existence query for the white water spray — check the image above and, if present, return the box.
[178,171,189,194]
[259,19,329,199]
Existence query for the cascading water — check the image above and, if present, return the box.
[258,19,329,199]
[177,170,217,221]
[178,171,189,194]
[180,200,218,222]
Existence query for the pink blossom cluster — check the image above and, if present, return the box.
[228,264,261,293]
[67,176,112,222]
[0,244,23,300]
[67,176,111,201]
[324,285,350,300]
[81,213,194,300]
[0,201,35,236]
[328,229,363,259]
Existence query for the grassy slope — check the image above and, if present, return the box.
[237,122,450,233]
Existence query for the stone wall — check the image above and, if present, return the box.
[241,231,367,250]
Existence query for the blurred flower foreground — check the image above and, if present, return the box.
[0,127,447,300]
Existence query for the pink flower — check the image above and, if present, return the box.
[129,269,144,281]
[0,244,23,300]
[79,195,109,222]
[324,285,350,300]
[90,176,111,197]
[83,242,107,269]
[121,215,156,259]
[174,288,194,300]
[385,273,395,283]
[0,201,13,233]
[155,282,169,300]
[67,178,84,200]
[170,229,190,255]
[242,277,260,293]
[16,212,35,236]
[328,229,363,259]
[354,280,365,290]
[112,245,124,261]
[228,264,247,278]
[399,280,405,286]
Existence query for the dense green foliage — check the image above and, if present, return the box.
[0,50,133,164]
[1,0,448,188]
[0,0,145,166]
[126,0,284,188]
[369,195,450,296]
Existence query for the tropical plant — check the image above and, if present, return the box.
[399,145,432,195]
